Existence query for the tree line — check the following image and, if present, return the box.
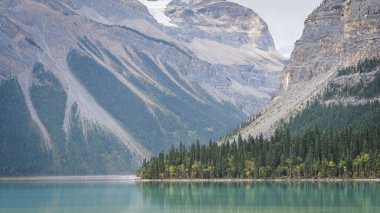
[139,101,380,179]
[139,125,380,179]
[337,57,380,76]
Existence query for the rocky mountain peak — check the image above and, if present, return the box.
[166,0,275,50]
[283,0,380,89]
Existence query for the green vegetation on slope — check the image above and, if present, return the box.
[288,102,380,136]
[66,104,136,174]
[67,50,165,151]
[30,62,67,173]
[67,49,243,152]
[133,51,244,148]
[30,63,135,175]
[0,78,50,176]
[323,76,380,99]
[337,57,380,76]
[324,57,380,99]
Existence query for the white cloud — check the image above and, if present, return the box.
[229,0,321,58]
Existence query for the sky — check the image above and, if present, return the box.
[229,0,321,58]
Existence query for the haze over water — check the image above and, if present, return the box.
[0,181,379,213]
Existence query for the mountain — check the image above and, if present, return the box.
[0,0,284,175]
[140,57,380,179]
[233,0,380,139]
[139,0,380,180]
[283,0,380,88]
[142,0,285,114]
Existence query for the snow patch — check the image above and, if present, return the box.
[138,0,178,27]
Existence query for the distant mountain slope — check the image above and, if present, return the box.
[232,0,380,140]
[141,0,286,114]
[0,0,283,175]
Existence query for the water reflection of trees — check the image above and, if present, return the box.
[138,182,380,212]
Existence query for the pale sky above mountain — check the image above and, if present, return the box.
[230,0,321,58]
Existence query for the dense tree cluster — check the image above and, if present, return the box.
[0,65,136,176]
[324,57,380,100]
[337,57,380,76]
[288,101,380,135]
[139,126,380,179]
[323,76,380,99]
[139,100,380,179]
[0,79,50,175]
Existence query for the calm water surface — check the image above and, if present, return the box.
[0,180,379,213]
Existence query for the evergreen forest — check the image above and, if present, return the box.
[139,58,380,179]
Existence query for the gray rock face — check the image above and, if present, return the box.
[166,0,275,50]
[283,0,380,88]
[0,0,284,173]
[162,0,285,115]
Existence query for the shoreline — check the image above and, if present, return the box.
[0,175,138,182]
[0,176,379,182]
[136,178,380,183]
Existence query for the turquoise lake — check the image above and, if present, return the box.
[0,181,379,213]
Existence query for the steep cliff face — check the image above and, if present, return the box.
[341,0,380,67]
[234,0,380,140]
[283,0,380,88]
[0,0,283,174]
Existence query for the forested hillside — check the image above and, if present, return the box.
[139,58,380,179]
